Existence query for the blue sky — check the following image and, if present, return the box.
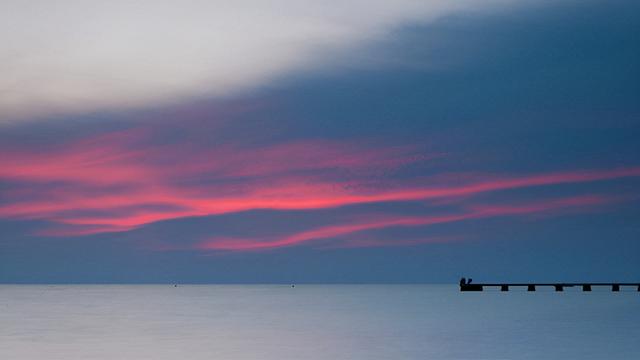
[1,0,639,283]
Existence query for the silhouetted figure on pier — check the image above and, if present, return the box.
[459,277,483,291]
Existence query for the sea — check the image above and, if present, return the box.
[1,284,638,359]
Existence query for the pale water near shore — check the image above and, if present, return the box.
[1,285,638,359]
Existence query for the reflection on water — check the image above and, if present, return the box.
[1,285,638,359]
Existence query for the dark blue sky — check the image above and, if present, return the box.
[1,0,639,283]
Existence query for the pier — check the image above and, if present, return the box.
[459,282,640,292]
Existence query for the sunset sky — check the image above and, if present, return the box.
[1,0,639,283]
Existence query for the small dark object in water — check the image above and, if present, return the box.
[174,284,177,287]
[291,284,295,288]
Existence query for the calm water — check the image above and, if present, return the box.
[1,285,638,359]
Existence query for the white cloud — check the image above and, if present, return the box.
[0,0,512,122]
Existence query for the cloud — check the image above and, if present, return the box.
[193,195,617,251]
[1,127,638,238]
[0,0,514,122]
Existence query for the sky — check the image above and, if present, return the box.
[1,0,639,283]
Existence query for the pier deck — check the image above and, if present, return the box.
[459,282,640,292]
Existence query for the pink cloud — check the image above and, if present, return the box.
[0,128,638,237]
[193,195,618,251]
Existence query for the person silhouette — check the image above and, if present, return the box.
[467,278,473,284]
[459,277,467,286]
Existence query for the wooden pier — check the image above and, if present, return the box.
[460,282,640,292]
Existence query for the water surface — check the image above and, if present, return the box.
[1,285,638,359]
